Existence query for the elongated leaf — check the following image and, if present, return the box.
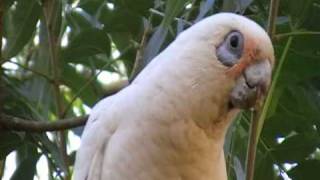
[273,133,320,163]
[66,9,101,31]
[142,0,186,65]
[233,157,245,180]
[288,160,320,179]
[162,0,186,26]
[99,7,142,34]
[11,144,40,180]
[142,26,168,65]
[115,0,154,15]
[0,132,23,159]
[222,0,253,13]
[3,0,41,58]
[280,0,314,28]
[66,55,117,72]
[194,0,215,22]
[78,0,105,15]
[4,0,15,10]
[61,28,111,61]
[254,153,276,180]
[62,64,103,106]
[33,134,68,174]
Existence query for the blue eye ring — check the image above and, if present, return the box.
[216,31,244,67]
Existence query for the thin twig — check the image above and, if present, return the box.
[0,0,4,138]
[257,37,293,138]
[267,0,280,39]
[0,114,88,132]
[9,61,53,81]
[275,31,320,40]
[0,0,3,64]
[245,109,260,180]
[130,21,152,81]
[61,59,119,118]
[246,37,293,180]
[246,1,281,180]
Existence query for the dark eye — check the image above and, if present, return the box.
[229,34,239,49]
[216,31,244,67]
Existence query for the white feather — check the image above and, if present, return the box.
[73,13,273,180]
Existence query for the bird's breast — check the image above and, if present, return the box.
[101,113,227,180]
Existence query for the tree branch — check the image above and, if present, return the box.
[0,114,88,132]
[42,0,69,172]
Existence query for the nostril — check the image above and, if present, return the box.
[245,80,255,89]
[244,60,271,90]
[244,73,257,89]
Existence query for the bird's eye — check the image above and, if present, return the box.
[216,31,244,67]
[229,34,239,49]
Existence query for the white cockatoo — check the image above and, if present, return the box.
[74,13,274,180]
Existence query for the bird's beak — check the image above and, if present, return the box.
[229,59,272,109]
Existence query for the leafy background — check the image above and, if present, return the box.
[1,0,320,179]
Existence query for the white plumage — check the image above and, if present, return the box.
[74,13,274,180]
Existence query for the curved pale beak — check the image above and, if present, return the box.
[229,60,272,109]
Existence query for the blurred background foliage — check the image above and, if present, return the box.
[0,0,320,179]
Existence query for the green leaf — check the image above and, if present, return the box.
[299,2,320,31]
[0,132,23,159]
[99,7,142,34]
[78,0,105,15]
[162,0,186,26]
[254,153,276,180]
[33,134,68,174]
[142,0,186,66]
[222,0,254,13]
[61,28,111,61]
[114,0,154,16]
[288,160,320,179]
[280,0,314,28]
[3,0,41,58]
[142,26,168,65]
[194,0,215,22]
[273,133,320,163]
[233,157,245,180]
[66,8,101,31]
[66,55,117,72]
[11,144,40,180]
[62,64,103,106]
[4,0,15,10]
[111,32,134,52]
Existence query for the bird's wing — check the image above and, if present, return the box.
[73,96,119,180]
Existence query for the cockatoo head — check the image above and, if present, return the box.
[175,13,274,110]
